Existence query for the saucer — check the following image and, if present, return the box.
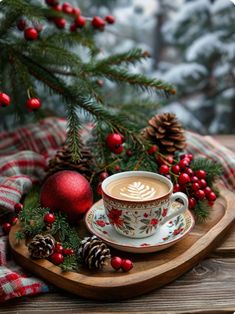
[85,200,195,254]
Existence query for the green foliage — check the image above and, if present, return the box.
[191,158,222,186]
[193,200,210,222]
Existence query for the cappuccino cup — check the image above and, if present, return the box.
[101,171,188,239]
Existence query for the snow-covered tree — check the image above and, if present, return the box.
[160,0,235,133]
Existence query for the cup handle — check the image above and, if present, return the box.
[160,192,188,225]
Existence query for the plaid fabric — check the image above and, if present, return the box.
[0,118,235,302]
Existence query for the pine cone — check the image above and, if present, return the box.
[143,113,186,153]
[78,236,111,270]
[28,234,55,259]
[46,144,93,181]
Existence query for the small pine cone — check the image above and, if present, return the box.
[143,113,186,153]
[46,144,93,181]
[28,234,55,259]
[78,236,111,270]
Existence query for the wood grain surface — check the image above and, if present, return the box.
[1,135,235,313]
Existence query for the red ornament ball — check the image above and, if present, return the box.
[40,170,93,221]
[92,16,106,29]
[121,259,133,272]
[105,15,115,24]
[26,98,41,111]
[75,15,86,28]
[2,222,11,235]
[0,92,11,107]
[50,252,64,265]
[44,212,56,224]
[111,256,122,270]
[24,27,38,40]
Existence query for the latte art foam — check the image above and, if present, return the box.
[106,176,169,201]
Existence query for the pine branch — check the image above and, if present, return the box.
[61,255,78,272]
[191,158,222,186]
[194,200,210,222]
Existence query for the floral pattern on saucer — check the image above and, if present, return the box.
[85,200,195,254]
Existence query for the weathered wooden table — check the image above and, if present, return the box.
[1,135,235,314]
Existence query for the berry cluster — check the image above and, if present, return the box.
[1,203,23,235]
[0,91,41,111]
[157,153,217,209]
[111,256,133,272]
[106,133,124,155]
[17,19,41,40]
[50,242,74,265]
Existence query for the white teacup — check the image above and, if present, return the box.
[101,171,188,239]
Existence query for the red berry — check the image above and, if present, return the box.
[191,182,200,191]
[75,15,86,28]
[178,173,190,185]
[14,202,23,213]
[0,92,11,107]
[171,164,180,174]
[111,256,122,270]
[191,176,199,183]
[54,17,66,28]
[62,2,73,14]
[121,259,133,272]
[105,15,115,24]
[180,154,187,160]
[204,186,212,196]
[147,145,158,155]
[70,23,77,32]
[195,189,205,200]
[54,242,63,253]
[208,201,214,207]
[24,27,38,40]
[44,213,56,224]
[72,8,81,16]
[159,165,169,175]
[63,248,74,256]
[92,16,106,29]
[106,133,123,149]
[179,159,189,169]
[50,252,64,265]
[207,191,216,201]
[189,197,196,209]
[99,172,109,181]
[114,165,121,171]
[17,19,27,31]
[185,168,194,177]
[10,217,18,225]
[97,182,102,195]
[173,184,181,192]
[2,222,11,235]
[126,149,133,157]
[26,98,41,111]
[45,0,59,6]
[196,170,206,179]
[112,144,123,154]
[166,155,174,164]
[52,4,62,11]
[198,179,207,189]
[187,154,193,161]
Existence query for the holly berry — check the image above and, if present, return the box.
[14,202,23,213]
[75,15,86,28]
[97,183,102,195]
[208,201,214,207]
[106,133,123,149]
[17,19,27,31]
[191,182,200,191]
[126,149,133,157]
[45,0,59,6]
[191,176,199,183]
[198,179,207,189]
[52,4,62,11]
[96,79,104,87]
[99,172,109,182]
[196,170,206,179]
[121,259,133,272]
[2,222,11,235]
[111,256,122,270]
[185,168,194,177]
[207,191,217,201]
[187,153,193,161]
[112,144,123,154]
[92,16,106,29]
[179,159,189,169]
[72,8,81,16]
[70,23,77,32]
[147,145,158,155]
[105,15,115,24]
[62,2,73,14]
[166,155,174,164]
[189,197,196,209]
[114,165,121,171]
[26,98,41,111]
[10,217,18,225]
[24,27,38,40]
[173,184,181,192]
[171,164,180,174]
[44,213,56,224]
[159,165,169,175]
[178,173,190,185]
[204,186,212,196]
[54,17,66,29]
[50,252,64,265]
[195,189,205,200]
[54,242,63,253]
[0,92,11,107]
[63,248,74,256]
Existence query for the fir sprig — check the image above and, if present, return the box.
[191,158,222,186]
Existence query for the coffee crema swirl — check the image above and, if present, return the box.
[105,176,169,201]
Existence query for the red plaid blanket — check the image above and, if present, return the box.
[0,117,234,302]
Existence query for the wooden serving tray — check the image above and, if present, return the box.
[9,185,235,300]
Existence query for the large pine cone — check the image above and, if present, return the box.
[46,144,93,181]
[143,113,186,153]
[78,236,111,270]
[28,234,55,259]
